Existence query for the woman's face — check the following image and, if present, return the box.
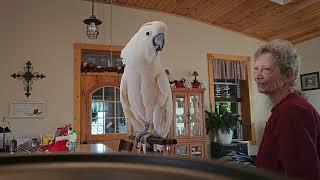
[254,53,289,95]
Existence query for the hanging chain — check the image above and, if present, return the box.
[91,0,94,16]
[109,0,113,63]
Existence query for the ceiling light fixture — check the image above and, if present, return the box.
[83,0,102,39]
[270,0,292,5]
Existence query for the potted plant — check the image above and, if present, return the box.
[205,106,241,144]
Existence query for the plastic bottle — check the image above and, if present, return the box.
[10,137,17,152]
[68,130,77,152]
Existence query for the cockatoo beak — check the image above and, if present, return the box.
[153,33,165,51]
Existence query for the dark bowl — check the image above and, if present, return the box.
[0,153,287,180]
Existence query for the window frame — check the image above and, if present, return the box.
[207,53,256,144]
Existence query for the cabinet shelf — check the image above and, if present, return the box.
[192,152,201,155]
[214,97,242,102]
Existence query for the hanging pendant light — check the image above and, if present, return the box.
[83,0,102,40]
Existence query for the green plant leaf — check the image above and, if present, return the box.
[205,110,241,134]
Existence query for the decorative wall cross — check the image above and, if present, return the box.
[11,61,46,98]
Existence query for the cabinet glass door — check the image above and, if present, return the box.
[189,95,202,137]
[176,145,189,158]
[175,95,187,137]
[191,145,202,159]
[91,86,127,135]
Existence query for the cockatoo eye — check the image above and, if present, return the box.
[146,31,151,36]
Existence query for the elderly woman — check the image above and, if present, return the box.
[254,39,320,179]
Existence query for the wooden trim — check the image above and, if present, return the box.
[188,91,205,137]
[175,141,207,159]
[74,44,82,142]
[74,43,123,52]
[73,43,124,144]
[171,88,206,93]
[207,56,215,111]
[176,137,208,143]
[171,88,207,159]
[86,85,124,142]
[172,92,188,139]
[80,72,122,76]
[207,53,250,62]
[207,53,256,143]
[246,61,256,145]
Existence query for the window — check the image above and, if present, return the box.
[214,79,242,139]
[207,53,256,143]
[91,86,127,135]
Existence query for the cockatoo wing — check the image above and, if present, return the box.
[153,71,173,138]
[120,77,145,132]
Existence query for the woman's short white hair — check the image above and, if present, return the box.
[254,39,301,87]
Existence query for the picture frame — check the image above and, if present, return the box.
[300,72,320,91]
[9,101,45,118]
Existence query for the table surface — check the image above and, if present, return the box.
[0,143,113,156]
[76,143,113,153]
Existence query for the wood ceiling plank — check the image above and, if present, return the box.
[155,0,172,11]
[204,0,248,23]
[243,0,319,34]
[165,0,179,12]
[145,0,162,9]
[84,0,320,43]
[225,0,281,31]
[265,17,320,40]
[133,0,147,7]
[200,0,234,21]
[173,0,193,14]
[174,0,199,16]
[141,0,150,7]
[257,5,320,39]
[178,0,202,17]
[190,0,216,19]
[290,28,320,44]
[214,0,270,25]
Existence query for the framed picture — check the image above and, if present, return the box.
[9,101,45,118]
[300,72,320,91]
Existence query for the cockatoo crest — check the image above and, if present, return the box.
[121,21,167,66]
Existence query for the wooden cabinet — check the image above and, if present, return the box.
[74,43,129,150]
[171,88,207,159]
[80,72,130,145]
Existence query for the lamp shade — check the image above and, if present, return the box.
[165,69,170,75]
[83,15,102,40]
[83,0,102,40]
[192,71,199,76]
[0,126,11,133]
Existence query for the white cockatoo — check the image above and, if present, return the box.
[120,21,173,152]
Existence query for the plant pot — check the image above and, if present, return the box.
[216,129,233,144]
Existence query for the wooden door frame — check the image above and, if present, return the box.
[73,43,123,143]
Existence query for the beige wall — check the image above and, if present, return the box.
[1,0,318,155]
[296,37,320,111]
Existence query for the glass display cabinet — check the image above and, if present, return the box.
[171,88,207,159]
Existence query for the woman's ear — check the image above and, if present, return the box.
[286,69,294,81]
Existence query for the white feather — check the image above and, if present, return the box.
[120,21,172,138]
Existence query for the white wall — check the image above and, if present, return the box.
[2,0,318,155]
[296,37,320,111]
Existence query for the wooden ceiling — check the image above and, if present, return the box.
[90,0,320,44]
